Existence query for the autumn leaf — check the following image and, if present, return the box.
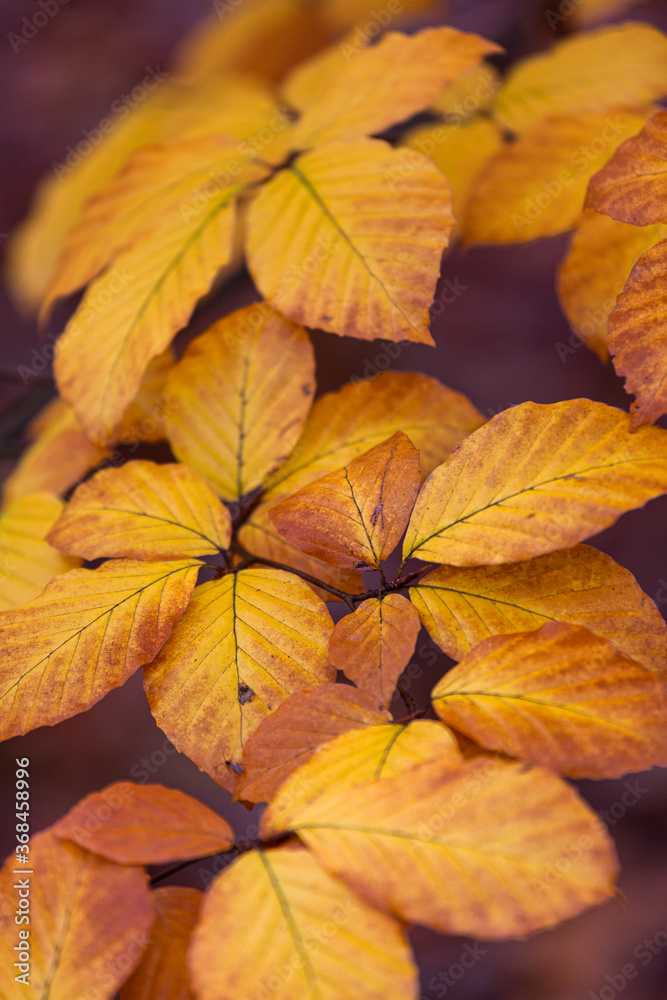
[120,887,202,1000]
[463,111,650,245]
[262,720,461,835]
[558,210,667,360]
[409,544,667,674]
[329,595,421,708]
[262,754,618,939]
[492,23,667,133]
[269,432,420,570]
[0,558,199,741]
[47,461,231,560]
[0,830,154,1000]
[289,26,501,148]
[246,138,454,342]
[55,782,234,864]
[189,842,418,1000]
[608,237,667,427]
[164,305,315,501]
[586,110,667,225]
[430,60,501,118]
[236,682,389,805]
[0,493,78,612]
[432,622,667,778]
[144,568,334,790]
[403,399,667,566]
[54,155,268,445]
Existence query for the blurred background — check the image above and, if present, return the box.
[1,1,667,997]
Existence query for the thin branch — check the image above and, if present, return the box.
[232,540,357,610]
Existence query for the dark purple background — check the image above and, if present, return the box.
[1,2,667,998]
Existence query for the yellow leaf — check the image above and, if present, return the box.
[586,109,667,225]
[270,432,420,569]
[463,110,649,244]
[432,621,667,778]
[47,461,231,561]
[144,568,334,791]
[189,842,418,1000]
[263,371,485,501]
[608,237,667,427]
[431,60,501,118]
[54,157,267,445]
[322,0,433,28]
[280,36,352,112]
[120,887,202,1000]
[409,544,667,674]
[403,399,667,566]
[6,92,164,313]
[115,347,175,445]
[55,782,234,864]
[43,136,269,319]
[262,754,618,939]
[0,830,154,1000]
[164,305,314,501]
[2,399,109,503]
[246,138,454,342]
[236,682,389,804]
[0,494,79,612]
[329,595,421,707]
[238,502,365,603]
[493,23,667,133]
[290,27,501,147]
[0,558,199,741]
[262,720,461,836]
[570,0,643,24]
[558,209,667,360]
[403,117,504,228]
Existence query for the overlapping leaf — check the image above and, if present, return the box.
[0,494,78,612]
[0,830,153,1000]
[409,544,667,673]
[164,305,315,500]
[270,432,420,569]
[608,237,667,427]
[189,842,418,1000]
[236,682,389,804]
[144,568,334,790]
[329,595,421,708]
[47,461,231,560]
[586,110,667,225]
[246,138,454,342]
[0,558,199,740]
[120,887,202,1000]
[403,399,667,566]
[432,622,667,778]
[56,782,234,864]
[558,210,667,360]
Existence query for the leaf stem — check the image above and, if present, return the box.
[231,541,357,610]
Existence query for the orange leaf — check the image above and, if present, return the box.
[290,26,501,147]
[164,305,315,501]
[432,622,667,778]
[0,830,153,1000]
[47,461,231,560]
[608,237,667,427]
[189,842,417,1000]
[403,399,667,566]
[120,887,202,1000]
[55,782,234,864]
[270,432,420,569]
[329,594,421,708]
[236,682,389,804]
[0,559,199,740]
[409,544,667,674]
[262,754,618,939]
[587,110,667,225]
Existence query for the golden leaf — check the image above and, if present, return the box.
[0,558,199,741]
[144,568,334,791]
[0,494,78,612]
[47,461,231,560]
[403,399,667,566]
[432,621,667,778]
